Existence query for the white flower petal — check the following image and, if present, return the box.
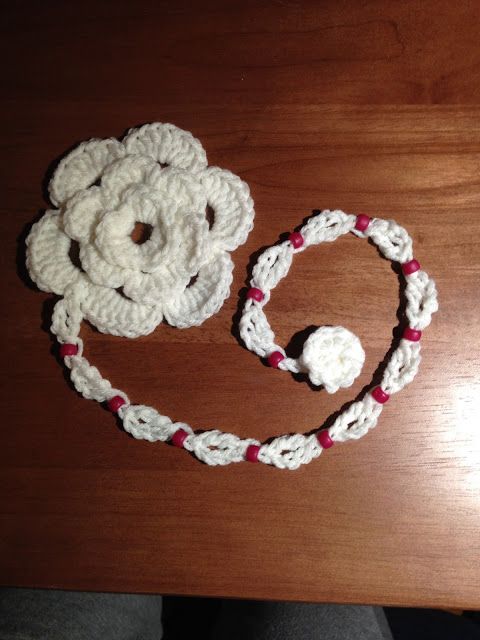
[94,185,209,277]
[123,123,207,172]
[94,189,167,272]
[63,187,106,241]
[159,210,209,279]
[147,166,207,216]
[82,285,163,337]
[199,167,254,252]
[94,202,143,269]
[49,138,125,207]
[122,270,176,305]
[101,154,157,201]
[79,244,126,288]
[26,211,83,294]
[163,252,233,328]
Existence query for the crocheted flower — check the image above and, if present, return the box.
[26,123,254,337]
[299,326,365,393]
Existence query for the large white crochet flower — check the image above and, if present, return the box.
[27,123,254,337]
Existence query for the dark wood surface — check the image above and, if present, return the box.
[1,0,479,608]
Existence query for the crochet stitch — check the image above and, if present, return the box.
[27,123,255,337]
[27,132,438,469]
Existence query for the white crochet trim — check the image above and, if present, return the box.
[28,165,438,468]
[236,210,438,463]
[26,123,254,337]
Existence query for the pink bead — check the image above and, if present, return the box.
[172,428,189,448]
[355,214,371,232]
[403,327,422,342]
[371,387,390,404]
[289,231,304,249]
[402,259,421,275]
[247,287,264,302]
[267,351,285,368]
[246,444,260,462]
[317,430,334,449]
[60,343,78,357]
[107,395,126,413]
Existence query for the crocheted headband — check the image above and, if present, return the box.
[27,124,438,470]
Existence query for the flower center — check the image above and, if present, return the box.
[131,222,153,245]
[206,205,215,230]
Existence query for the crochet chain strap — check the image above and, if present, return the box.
[53,210,438,470]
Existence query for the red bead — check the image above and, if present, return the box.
[247,287,264,302]
[267,351,285,368]
[371,387,390,404]
[172,428,189,448]
[107,395,126,413]
[403,327,422,342]
[317,430,334,449]
[289,231,304,249]
[402,259,421,275]
[355,214,371,232]
[246,444,260,462]
[59,343,78,357]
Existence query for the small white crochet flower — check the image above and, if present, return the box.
[299,326,365,393]
[26,123,254,337]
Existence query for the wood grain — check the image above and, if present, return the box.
[1,0,479,608]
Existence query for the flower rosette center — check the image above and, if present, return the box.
[299,326,366,393]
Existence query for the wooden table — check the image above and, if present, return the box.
[1,0,479,609]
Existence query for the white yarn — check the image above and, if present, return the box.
[405,271,439,330]
[28,139,438,471]
[301,209,357,246]
[329,395,383,442]
[259,434,321,470]
[27,123,254,338]
[238,209,438,458]
[123,405,189,443]
[184,430,260,467]
[70,356,114,403]
[251,243,293,293]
